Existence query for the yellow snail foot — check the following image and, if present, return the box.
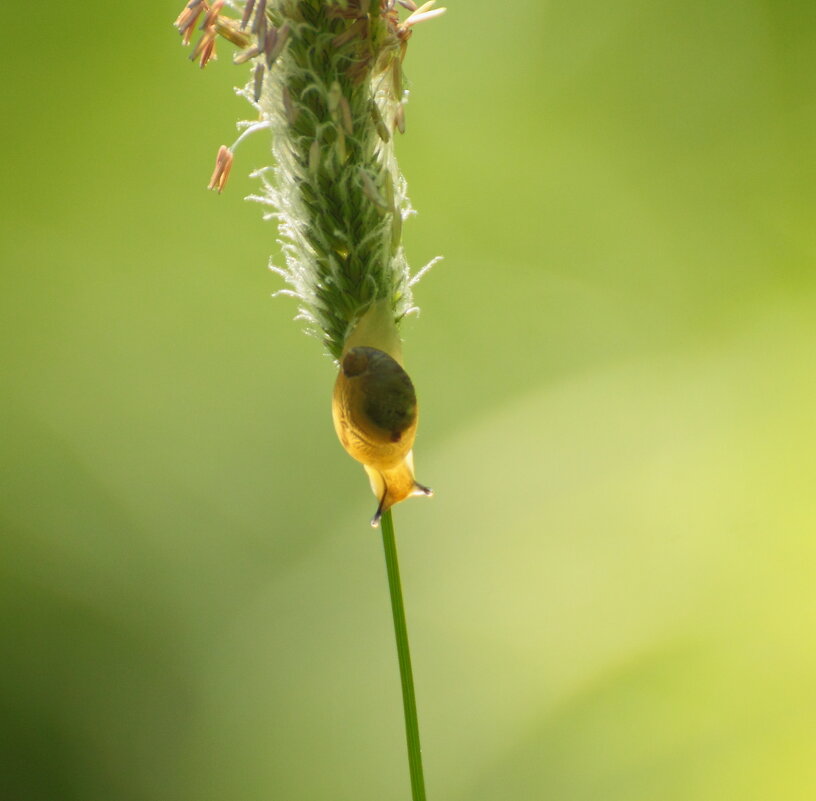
[366,457,434,528]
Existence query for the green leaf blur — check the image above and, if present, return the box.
[1,1,814,799]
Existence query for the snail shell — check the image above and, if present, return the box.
[332,345,432,526]
[334,346,417,468]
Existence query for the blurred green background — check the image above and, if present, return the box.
[2,1,815,799]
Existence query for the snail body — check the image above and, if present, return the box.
[331,302,432,525]
[333,346,417,469]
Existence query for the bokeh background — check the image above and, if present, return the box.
[2,1,815,799]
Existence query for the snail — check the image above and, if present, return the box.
[332,301,433,526]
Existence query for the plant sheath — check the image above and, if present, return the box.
[380,508,427,801]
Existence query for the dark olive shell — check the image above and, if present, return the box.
[341,346,417,439]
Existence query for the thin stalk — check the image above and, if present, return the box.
[380,508,427,801]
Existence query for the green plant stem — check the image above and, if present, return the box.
[380,508,427,801]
